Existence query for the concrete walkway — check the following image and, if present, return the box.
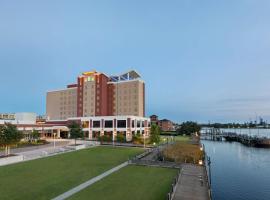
[0,140,100,166]
[173,164,210,200]
[52,162,129,200]
[0,140,71,156]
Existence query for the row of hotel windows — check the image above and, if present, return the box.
[60,90,76,95]
[83,120,148,129]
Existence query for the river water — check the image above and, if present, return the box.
[202,140,270,200]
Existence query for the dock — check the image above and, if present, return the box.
[201,128,270,148]
[172,164,210,200]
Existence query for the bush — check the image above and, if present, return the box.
[162,142,203,164]
[116,134,126,143]
[37,139,48,144]
[132,134,143,144]
[98,135,112,142]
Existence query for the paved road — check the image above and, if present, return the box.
[173,164,210,200]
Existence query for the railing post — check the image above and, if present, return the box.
[167,193,171,200]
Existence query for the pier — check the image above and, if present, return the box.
[201,128,270,148]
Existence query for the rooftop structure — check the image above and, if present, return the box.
[109,70,141,82]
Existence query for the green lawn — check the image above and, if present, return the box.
[0,146,143,200]
[69,165,178,200]
[161,135,191,143]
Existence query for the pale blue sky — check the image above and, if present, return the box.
[0,0,270,123]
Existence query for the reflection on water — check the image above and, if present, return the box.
[202,140,270,200]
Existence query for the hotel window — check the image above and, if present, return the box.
[105,120,113,128]
[117,120,126,128]
[93,121,100,128]
[137,121,141,128]
[132,120,135,128]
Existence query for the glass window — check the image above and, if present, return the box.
[117,120,126,128]
[137,121,141,128]
[93,121,100,128]
[105,120,113,128]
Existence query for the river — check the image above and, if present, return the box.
[202,140,270,200]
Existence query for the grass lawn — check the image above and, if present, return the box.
[161,135,191,143]
[0,146,143,200]
[69,165,178,200]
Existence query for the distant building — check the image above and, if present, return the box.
[149,114,175,132]
[0,113,36,125]
[150,115,159,125]
[0,113,15,120]
[159,119,174,132]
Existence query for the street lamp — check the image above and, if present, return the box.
[53,132,56,150]
[143,132,146,149]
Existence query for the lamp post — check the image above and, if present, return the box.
[53,132,56,150]
[143,132,145,149]
[113,132,115,147]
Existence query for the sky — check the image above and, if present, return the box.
[0,0,270,123]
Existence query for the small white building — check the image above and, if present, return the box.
[0,112,36,125]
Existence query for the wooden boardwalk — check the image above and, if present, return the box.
[173,164,210,200]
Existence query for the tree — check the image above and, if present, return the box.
[177,121,201,136]
[31,130,40,142]
[150,124,161,144]
[0,123,23,156]
[68,122,83,145]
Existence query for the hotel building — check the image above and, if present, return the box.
[46,70,145,120]
[45,70,149,141]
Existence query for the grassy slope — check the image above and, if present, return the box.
[0,147,143,200]
[69,165,178,200]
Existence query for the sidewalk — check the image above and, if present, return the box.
[52,162,128,200]
[0,140,100,165]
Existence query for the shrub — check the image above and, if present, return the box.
[116,134,126,143]
[132,134,143,144]
[162,142,203,164]
[98,135,112,142]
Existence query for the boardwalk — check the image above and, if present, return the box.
[173,164,210,200]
